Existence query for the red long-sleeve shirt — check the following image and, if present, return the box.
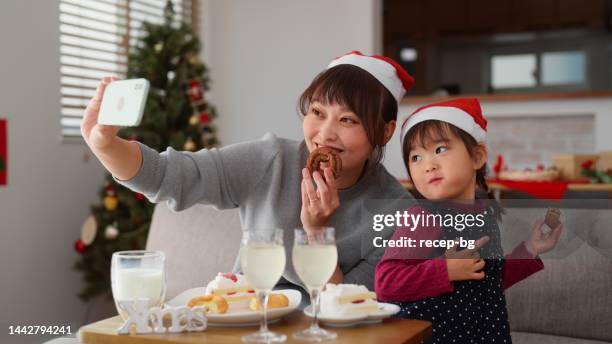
[375,206,544,302]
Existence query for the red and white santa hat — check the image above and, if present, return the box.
[401,98,487,143]
[327,50,414,104]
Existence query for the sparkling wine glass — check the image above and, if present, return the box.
[111,250,166,320]
[292,227,338,341]
[240,228,286,343]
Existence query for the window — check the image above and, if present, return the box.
[491,54,537,89]
[59,0,198,138]
[490,50,587,92]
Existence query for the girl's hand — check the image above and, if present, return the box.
[300,167,339,231]
[525,219,563,257]
[81,76,121,151]
[445,236,489,281]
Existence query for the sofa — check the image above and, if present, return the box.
[146,203,612,343]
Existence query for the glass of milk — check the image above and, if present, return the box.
[111,250,166,320]
[239,228,286,343]
[292,227,338,341]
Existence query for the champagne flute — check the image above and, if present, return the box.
[292,227,338,341]
[111,250,166,320]
[240,228,287,343]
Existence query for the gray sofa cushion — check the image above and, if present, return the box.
[506,242,612,342]
[145,203,242,299]
[511,331,612,344]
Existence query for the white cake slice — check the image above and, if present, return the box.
[320,283,379,317]
[205,272,256,310]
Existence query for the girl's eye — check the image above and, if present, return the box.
[410,154,421,163]
[435,146,448,154]
[311,108,322,117]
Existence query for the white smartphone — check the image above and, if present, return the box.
[98,78,150,126]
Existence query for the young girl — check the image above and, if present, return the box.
[375,98,563,343]
[81,51,414,291]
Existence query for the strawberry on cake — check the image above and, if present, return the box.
[320,283,379,317]
[205,272,256,310]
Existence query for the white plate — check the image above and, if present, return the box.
[167,288,301,327]
[303,303,400,327]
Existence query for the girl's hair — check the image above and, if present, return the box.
[298,64,397,165]
[402,120,502,217]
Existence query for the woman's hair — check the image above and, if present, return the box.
[402,120,494,202]
[298,64,397,165]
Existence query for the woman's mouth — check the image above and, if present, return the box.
[315,143,344,153]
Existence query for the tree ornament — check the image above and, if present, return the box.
[74,239,86,254]
[80,215,97,246]
[167,71,176,81]
[184,137,196,151]
[154,42,164,53]
[189,114,199,126]
[199,112,210,124]
[104,195,119,211]
[187,79,204,103]
[105,224,119,240]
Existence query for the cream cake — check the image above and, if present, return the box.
[205,272,256,310]
[320,283,379,317]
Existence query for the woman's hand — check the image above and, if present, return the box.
[81,76,121,151]
[445,236,489,282]
[525,219,563,257]
[300,167,339,231]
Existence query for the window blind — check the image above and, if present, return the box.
[59,0,198,137]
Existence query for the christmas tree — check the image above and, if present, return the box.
[74,1,219,302]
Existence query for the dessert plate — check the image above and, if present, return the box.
[168,288,301,327]
[303,303,400,327]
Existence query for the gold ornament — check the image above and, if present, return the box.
[184,138,196,151]
[154,42,163,53]
[189,114,199,126]
[80,215,97,246]
[104,195,119,211]
[105,225,119,240]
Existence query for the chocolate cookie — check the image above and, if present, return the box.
[545,208,561,229]
[306,147,342,178]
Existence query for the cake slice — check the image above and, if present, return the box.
[320,283,379,317]
[205,272,256,310]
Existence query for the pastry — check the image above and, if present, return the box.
[320,283,378,316]
[249,293,289,311]
[545,208,561,229]
[206,272,256,310]
[306,147,342,178]
[187,294,229,314]
[498,168,560,182]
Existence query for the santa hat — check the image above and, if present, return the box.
[401,98,487,143]
[327,50,414,104]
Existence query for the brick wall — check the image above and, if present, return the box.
[486,115,595,170]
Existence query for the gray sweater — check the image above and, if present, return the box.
[117,133,411,290]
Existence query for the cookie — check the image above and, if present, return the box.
[544,208,561,229]
[187,294,229,314]
[306,147,342,178]
[249,293,289,311]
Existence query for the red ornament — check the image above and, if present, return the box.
[135,192,145,201]
[581,160,594,170]
[199,112,210,124]
[74,239,86,253]
[536,164,545,171]
[188,79,204,103]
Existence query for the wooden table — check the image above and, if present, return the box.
[78,312,432,344]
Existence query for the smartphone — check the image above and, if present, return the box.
[98,78,150,126]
